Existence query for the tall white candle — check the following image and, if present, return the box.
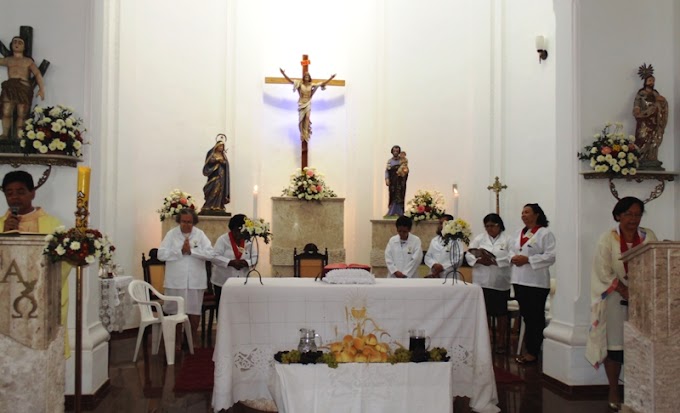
[253,185,258,219]
[453,186,460,218]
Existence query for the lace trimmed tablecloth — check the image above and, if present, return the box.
[99,275,133,333]
[211,278,499,413]
[270,362,453,413]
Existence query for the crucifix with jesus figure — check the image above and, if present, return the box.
[265,54,344,169]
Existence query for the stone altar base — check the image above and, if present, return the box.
[162,215,231,246]
[270,197,345,276]
[621,242,680,413]
[0,235,64,412]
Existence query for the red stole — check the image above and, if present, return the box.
[620,229,642,276]
[229,232,245,260]
[519,226,541,249]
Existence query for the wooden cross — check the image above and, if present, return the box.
[487,176,508,215]
[265,54,345,170]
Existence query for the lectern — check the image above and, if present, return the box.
[621,241,680,413]
[0,235,64,412]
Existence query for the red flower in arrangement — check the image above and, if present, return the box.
[157,189,197,221]
[405,190,446,222]
[44,226,115,267]
[282,167,337,201]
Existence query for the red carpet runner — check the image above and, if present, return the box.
[493,365,524,384]
[173,347,215,392]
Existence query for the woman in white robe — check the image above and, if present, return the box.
[585,197,656,411]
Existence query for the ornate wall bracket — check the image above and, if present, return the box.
[0,153,81,189]
[0,153,81,168]
[581,171,677,203]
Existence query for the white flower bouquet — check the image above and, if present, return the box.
[157,189,197,221]
[44,226,116,266]
[577,122,640,176]
[241,217,272,244]
[18,104,86,157]
[405,190,446,221]
[282,167,337,201]
[441,218,472,246]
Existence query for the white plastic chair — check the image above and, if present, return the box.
[128,280,194,365]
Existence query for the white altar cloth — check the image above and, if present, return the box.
[269,362,453,413]
[211,278,499,413]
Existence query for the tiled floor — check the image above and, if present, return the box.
[68,334,614,413]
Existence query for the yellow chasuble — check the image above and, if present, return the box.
[0,208,72,358]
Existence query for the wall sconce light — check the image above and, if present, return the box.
[535,35,548,63]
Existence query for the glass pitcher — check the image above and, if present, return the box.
[298,328,322,353]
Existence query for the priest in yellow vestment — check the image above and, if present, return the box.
[1,170,71,358]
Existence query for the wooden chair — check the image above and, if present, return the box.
[201,261,218,347]
[141,248,165,300]
[293,243,328,278]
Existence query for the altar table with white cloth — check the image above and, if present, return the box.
[211,278,499,413]
[269,362,453,413]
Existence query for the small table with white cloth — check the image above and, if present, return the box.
[99,275,133,333]
[211,277,499,413]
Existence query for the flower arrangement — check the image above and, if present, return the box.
[282,167,337,200]
[404,190,446,221]
[577,122,639,176]
[157,189,197,221]
[18,104,86,157]
[241,217,272,244]
[44,226,116,266]
[441,218,472,246]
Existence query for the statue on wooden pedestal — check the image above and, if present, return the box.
[632,63,668,170]
[200,134,230,216]
[385,145,408,217]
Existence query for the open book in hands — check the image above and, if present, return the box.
[467,248,497,265]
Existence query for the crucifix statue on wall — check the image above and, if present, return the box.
[265,54,344,169]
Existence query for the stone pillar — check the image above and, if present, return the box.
[270,197,345,276]
[0,235,65,413]
[621,242,680,413]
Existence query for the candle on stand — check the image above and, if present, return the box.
[76,166,91,230]
[253,185,258,219]
[453,186,460,218]
[77,166,91,203]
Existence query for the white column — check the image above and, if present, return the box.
[542,0,606,386]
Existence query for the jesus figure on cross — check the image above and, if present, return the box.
[269,55,343,169]
[279,67,336,144]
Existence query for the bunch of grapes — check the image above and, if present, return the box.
[388,348,412,364]
[318,352,339,368]
[429,347,450,362]
[280,350,301,364]
[300,351,323,365]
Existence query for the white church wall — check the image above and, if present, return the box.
[500,1,557,232]
[114,0,525,270]
[116,1,230,275]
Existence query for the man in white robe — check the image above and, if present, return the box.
[385,215,422,278]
